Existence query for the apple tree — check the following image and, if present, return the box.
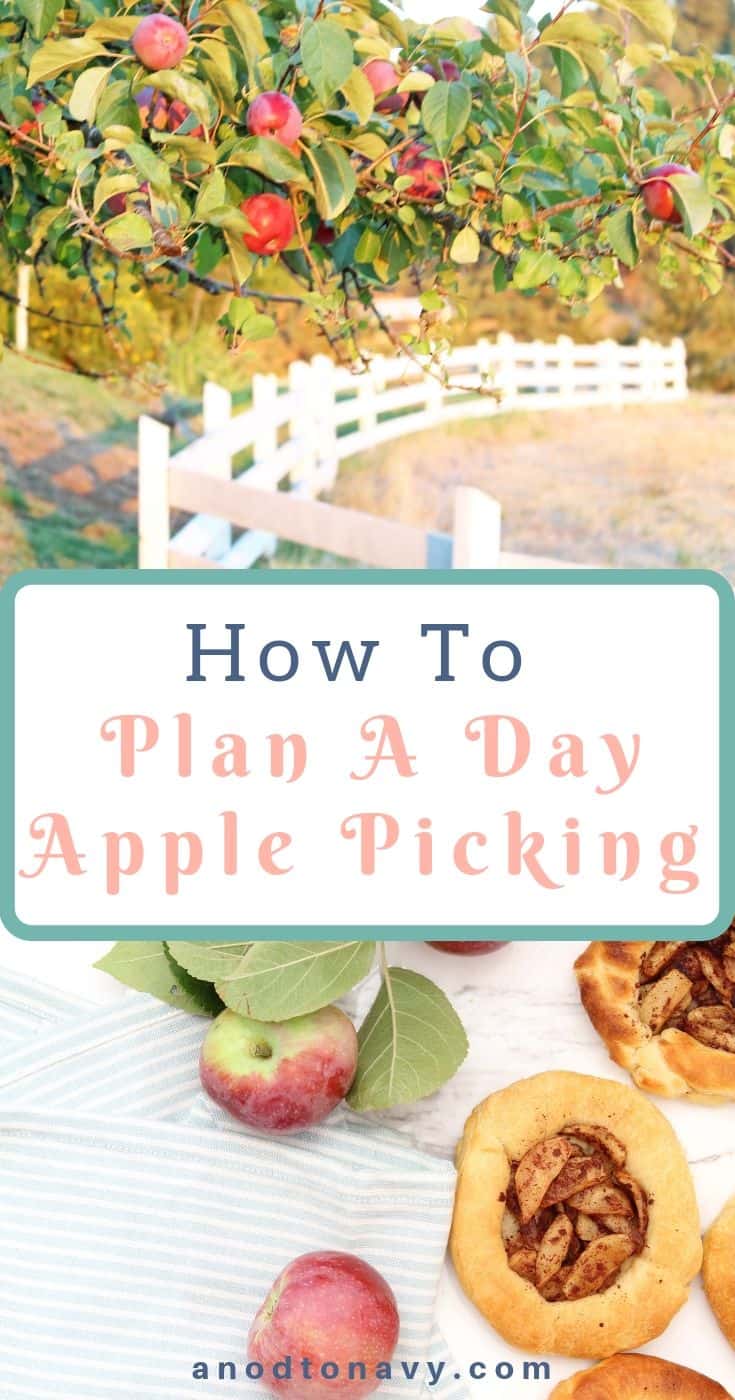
[1,0,734,370]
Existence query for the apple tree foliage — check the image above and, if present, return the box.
[0,0,733,364]
[96,940,469,1111]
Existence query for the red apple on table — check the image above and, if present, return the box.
[363,58,408,114]
[200,1005,358,1132]
[427,941,508,955]
[247,91,303,146]
[249,1251,400,1400]
[640,162,695,225]
[396,143,444,200]
[240,193,296,255]
[132,14,189,71]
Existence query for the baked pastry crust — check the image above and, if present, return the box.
[575,940,735,1102]
[703,1194,735,1349]
[450,1071,701,1358]
[549,1355,734,1400]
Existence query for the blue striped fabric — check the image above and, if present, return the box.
[0,971,466,1400]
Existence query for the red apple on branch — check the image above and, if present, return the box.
[421,59,462,84]
[640,162,695,225]
[249,1252,400,1400]
[247,91,303,146]
[363,58,408,114]
[200,1004,358,1131]
[427,941,508,955]
[135,87,204,138]
[132,14,189,71]
[396,143,444,200]
[240,193,296,255]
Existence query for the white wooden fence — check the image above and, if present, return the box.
[138,332,687,572]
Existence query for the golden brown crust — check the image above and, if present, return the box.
[703,1195,735,1349]
[548,1355,734,1400]
[575,942,735,1102]
[450,1071,701,1359]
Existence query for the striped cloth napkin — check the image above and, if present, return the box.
[0,968,465,1400]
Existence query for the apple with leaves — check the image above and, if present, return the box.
[131,14,189,71]
[241,194,296,255]
[135,87,204,138]
[362,58,408,114]
[247,91,303,147]
[249,1252,400,1400]
[396,144,444,200]
[200,1005,358,1132]
[640,163,696,225]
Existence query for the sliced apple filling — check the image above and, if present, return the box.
[502,1124,649,1301]
[637,922,735,1052]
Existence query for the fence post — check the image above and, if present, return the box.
[452,486,502,567]
[671,338,688,399]
[138,415,171,568]
[311,353,339,488]
[253,373,279,464]
[636,337,657,401]
[15,263,30,353]
[601,338,623,407]
[203,381,232,554]
[555,335,576,407]
[475,336,493,388]
[496,331,517,408]
[288,359,318,493]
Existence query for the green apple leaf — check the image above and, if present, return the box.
[421,81,472,157]
[95,942,223,1017]
[301,18,354,106]
[597,0,676,46]
[216,941,376,1021]
[103,212,154,251]
[604,205,639,267]
[224,136,307,186]
[669,173,714,238]
[513,247,559,289]
[341,66,375,124]
[347,967,468,1111]
[450,225,481,264]
[16,0,64,40]
[140,72,215,130]
[28,36,111,84]
[166,941,251,982]
[68,66,111,123]
[303,140,357,219]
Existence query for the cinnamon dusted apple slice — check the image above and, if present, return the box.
[561,1124,627,1169]
[562,1234,636,1300]
[542,1153,608,1206]
[574,1212,602,1242]
[508,1247,537,1282]
[615,1169,649,1235]
[566,1183,634,1216]
[515,1137,575,1223]
[639,941,684,980]
[685,1005,735,1053]
[639,968,692,1033]
[697,948,734,1002]
[536,1214,575,1288]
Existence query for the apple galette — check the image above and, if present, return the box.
[450,1071,701,1358]
[549,1355,733,1400]
[575,922,735,1101]
[703,1194,735,1349]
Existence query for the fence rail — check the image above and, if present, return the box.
[138,332,687,572]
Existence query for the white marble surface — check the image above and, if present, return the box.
[2,931,734,1396]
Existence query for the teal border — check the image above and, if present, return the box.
[2,567,733,943]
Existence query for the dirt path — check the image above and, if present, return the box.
[331,393,735,580]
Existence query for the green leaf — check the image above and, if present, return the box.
[669,173,714,238]
[16,0,64,40]
[216,941,376,1021]
[103,212,153,252]
[219,0,268,73]
[538,13,605,47]
[194,168,227,219]
[513,247,559,289]
[226,298,276,339]
[68,66,111,123]
[604,205,638,267]
[421,81,472,158]
[347,967,468,1111]
[87,16,139,40]
[166,940,251,982]
[93,172,139,215]
[597,0,675,46]
[194,226,226,275]
[301,18,354,106]
[719,123,735,160]
[450,225,480,264]
[224,135,307,185]
[28,36,111,84]
[303,140,356,219]
[549,45,587,98]
[341,66,375,124]
[94,942,222,1017]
